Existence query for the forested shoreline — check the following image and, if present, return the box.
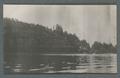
[4,18,116,54]
[4,18,116,73]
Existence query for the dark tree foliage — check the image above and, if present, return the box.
[91,41,116,54]
[79,40,90,54]
[4,18,116,54]
[4,18,83,54]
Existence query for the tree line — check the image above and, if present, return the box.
[4,18,116,55]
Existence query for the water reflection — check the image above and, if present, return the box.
[4,54,117,74]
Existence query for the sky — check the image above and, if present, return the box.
[3,5,116,45]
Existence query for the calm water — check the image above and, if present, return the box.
[42,54,117,73]
[5,54,117,73]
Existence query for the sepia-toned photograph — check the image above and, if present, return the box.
[3,5,117,74]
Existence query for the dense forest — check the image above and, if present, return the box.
[4,18,116,55]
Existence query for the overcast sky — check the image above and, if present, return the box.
[3,5,116,45]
